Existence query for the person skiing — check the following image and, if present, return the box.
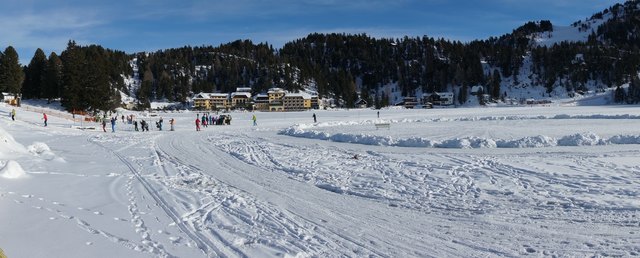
[195,117,201,131]
[10,109,16,121]
[252,114,257,126]
[42,113,48,126]
[312,113,317,123]
[169,118,175,131]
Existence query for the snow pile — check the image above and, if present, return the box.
[0,160,27,179]
[495,135,557,148]
[27,142,64,162]
[353,113,640,126]
[0,125,28,158]
[437,137,497,149]
[0,125,29,179]
[557,132,605,146]
[281,125,640,149]
[607,135,640,145]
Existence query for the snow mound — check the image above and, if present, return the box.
[0,125,28,158]
[1,160,27,179]
[27,142,64,162]
[557,132,605,146]
[281,125,640,149]
[496,135,557,148]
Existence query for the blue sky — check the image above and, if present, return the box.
[0,0,622,64]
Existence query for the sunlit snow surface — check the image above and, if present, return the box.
[1,101,639,257]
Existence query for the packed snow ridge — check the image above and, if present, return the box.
[280,114,640,148]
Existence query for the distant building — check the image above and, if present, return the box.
[471,85,484,96]
[267,88,285,112]
[2,92,14,103]
[310,95,319,109]
[424,92,454,106]
[230,92,252,109]
[253,94,269,111]
[403,96,418,109]
[355,98,368,108]
[196,88,319,112]
[283,92,312,111]
[193,93,229,110]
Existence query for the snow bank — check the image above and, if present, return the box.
[281,126,640,149]
[27,142,64,162]
[1,160,27,179]
[280,113,640,149]
[0,125,28,158]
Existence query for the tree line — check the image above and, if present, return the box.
[1,0,639,113]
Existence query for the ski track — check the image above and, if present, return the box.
[157,134,351,257]
[158,132,414,257]
[205,132,640,256]
[4,107,640,257]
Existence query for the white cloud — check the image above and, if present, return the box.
[0,6,105,62]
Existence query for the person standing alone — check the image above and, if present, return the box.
[252,114,257,126]
[42,113,48,126]
[110,117,116,132]
[11,109,16,121]
[312,113,317,123]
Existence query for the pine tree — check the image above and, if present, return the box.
[614,85,625,103]
[42,52,63,103]
[23,48,47,99]
[137,66,154,108]
[458,83,468,105]
[491,70,501,100]
[61,41,85,112]
[83,45,113,112]
[0,46,25,102]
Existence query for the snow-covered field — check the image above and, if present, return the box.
[1,102,639,257]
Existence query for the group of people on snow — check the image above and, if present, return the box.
[7,108,316,133]
[194,113,232,131]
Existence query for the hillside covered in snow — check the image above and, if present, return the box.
[6,0,640,115]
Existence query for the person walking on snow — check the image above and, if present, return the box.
[169,118,175,131]
[312,113,317,123]
[42,113,48,126]
[252,114,257,126]
[195,117,201,131]
[11,109,16,121]
[102,119,107,132]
